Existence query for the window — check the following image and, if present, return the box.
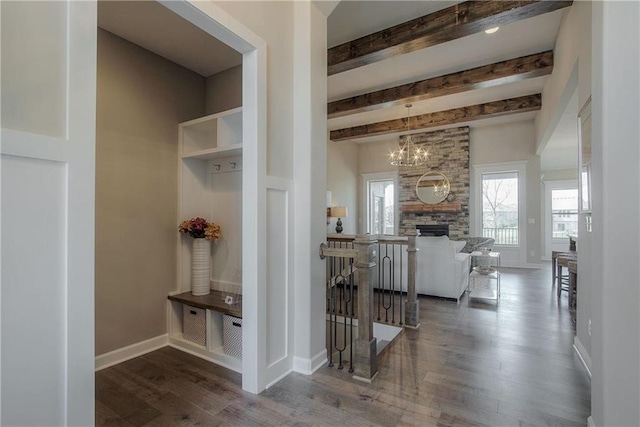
[481,171,519,245]
[551,188,578,238]
[368,179,395,235]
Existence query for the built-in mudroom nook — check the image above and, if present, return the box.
[95,1,246,378]
[168,106,244,372]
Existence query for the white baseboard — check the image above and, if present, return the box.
[265,368,293,389]
[167,342,241,373]
[95,334,168,371]
[293,349,327,375]
[573,336,592,378]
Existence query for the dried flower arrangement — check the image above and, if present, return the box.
[178,217,222,240]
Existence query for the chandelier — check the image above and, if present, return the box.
[389,104,428,167]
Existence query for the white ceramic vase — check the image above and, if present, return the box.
[191,238,211,296]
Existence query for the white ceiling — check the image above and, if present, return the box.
[327,1,566,144]
[328,1,458,48]
[98,1,242,77]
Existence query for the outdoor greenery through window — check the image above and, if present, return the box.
[368,180,394,235]
[552,188,578,238]
[482,171,519,245]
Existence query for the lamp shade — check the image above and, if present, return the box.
[330,206,348,218]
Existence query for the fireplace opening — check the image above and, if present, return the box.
[416,224,449,237]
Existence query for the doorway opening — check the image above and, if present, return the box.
[94,0,262,392]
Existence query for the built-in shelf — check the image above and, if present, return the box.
[168,290,242,318]
[167,290,243,373]
[168,333,242,373]
[180,143,242,160]
[179,107,242,157]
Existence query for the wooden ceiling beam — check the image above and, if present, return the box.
[328,51,553,118]
[328,1,572,76]
[329,94,542,141]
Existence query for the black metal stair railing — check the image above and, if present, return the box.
[377,240,405,326]
[321,232,419,381]
[325,238,356,372]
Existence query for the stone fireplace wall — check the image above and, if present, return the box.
[399,127,470,239]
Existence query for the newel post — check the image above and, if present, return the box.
[353,234,378,381]
[405,229,420,328]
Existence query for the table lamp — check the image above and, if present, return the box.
[330,206,348,234]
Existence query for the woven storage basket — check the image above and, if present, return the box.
[183,304,206,346]
[223,314,242,358]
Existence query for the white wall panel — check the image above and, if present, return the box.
[1,1,97,423]
[266,188,288,366]
[1,155,67,425]
[0,1,68,138]
[210,170,243,290]
[178,158,209,292]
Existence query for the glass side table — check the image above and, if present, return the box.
[468,251,500,303]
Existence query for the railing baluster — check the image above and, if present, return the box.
[328,257,334,368]
[348,259,354,373]
[376,243,381,322]
[398,244,403,325]
[382,244,392,323]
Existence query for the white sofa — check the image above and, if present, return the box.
[415,235,471,301]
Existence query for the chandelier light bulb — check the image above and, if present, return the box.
[389,104,429,167]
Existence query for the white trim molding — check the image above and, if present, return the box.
[573,336,592,378]
[167,342,241,373]
[293,349,327,375]
[472,161,528,267]
[95,335,168,371]
[361,171,399,235]
[265,369,293,390]
[542,179,578,258]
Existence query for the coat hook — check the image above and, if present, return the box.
[229,161,237,169]
[213,164,221,171]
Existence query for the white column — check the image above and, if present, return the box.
[591,1,640,425]
[292,0,331,374]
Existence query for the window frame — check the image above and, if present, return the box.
[361,172,399,236]
[544,179,579,248]
[472,161,527,252]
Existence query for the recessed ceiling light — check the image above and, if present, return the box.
[485,27,499,34]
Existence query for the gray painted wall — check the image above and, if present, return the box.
[205,65,242,115]
[470,121,542,266]
[95,29,205,355]
[327,140,358,234]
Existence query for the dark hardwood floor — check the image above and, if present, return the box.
[97,266,591,426]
